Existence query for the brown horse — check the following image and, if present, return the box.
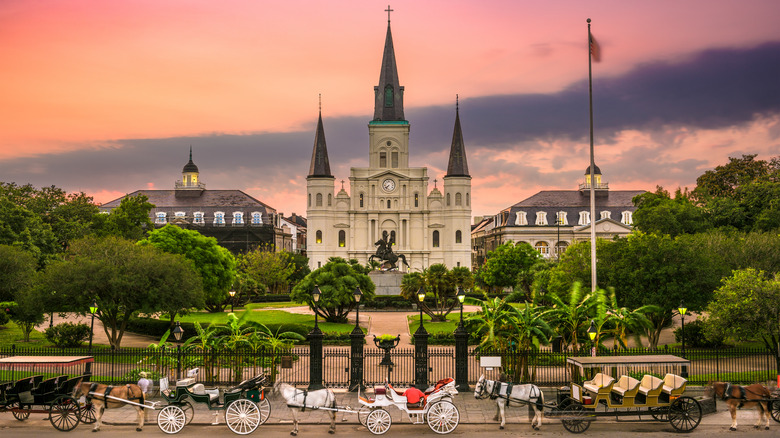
[707,381,772,431]
[73,380,147,432]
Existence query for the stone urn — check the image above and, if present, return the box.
[373,334,401,366]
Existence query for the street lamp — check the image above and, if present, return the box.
[88,300,98,352]
[228,290,236,313]
[587,320,597,357]
[312,285,322,330]
[678,301,688,377]
[456,286,466,324]
[172,322,184,381]
[353,287,363,329]
[417,287,426,330]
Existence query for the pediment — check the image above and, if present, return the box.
[368,169,409,180]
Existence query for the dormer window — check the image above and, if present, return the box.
[251,212,262,225]
[515,211,528,226]
[174,211,185,220]
[600,211,611,220]
[579,211,590,225]
[193,212,204,225]
[622,211,633,225]
[214,212,225,225]
[233,212,244,225]
[556,211,568,225]
[535,211,548,226]
[155,212,167,225]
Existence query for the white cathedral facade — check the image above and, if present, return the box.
[306,17,471,272]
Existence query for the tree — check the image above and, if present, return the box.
[139,224,235,313]
[400,264,471,322]
[705,269,780,371]
[93,194,154,241]
[5,284,46,342]
[632,187,709,237]
[464,296,518,351]
[693,154,776,200]
[478,242,542,293]
[290,257,376,323]
[44,236,202,348]
[237,247,295,295]
[0,198,59,266]
[0,245,37,302]
[543,283,601,351]
[507,304,554,382]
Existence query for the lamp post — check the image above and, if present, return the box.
[454,286,469,391]
[228,290,236,313]
[587,320,597,357]
[678,301,688,378]
[414,287,429,390]
[172,322,184,381]
[88,300,98,353]
[308,285,324,390]
[349,287,365,391]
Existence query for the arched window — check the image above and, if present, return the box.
[535,241,549,255]
[316,193,323,207]
[390,230,396,245]
[391,151,398,168]
[433,230,440,248]
[414,193,419,207]
[455,230,462,244]
[555,241,569,256]
[328,194,332,206]
[466,193,470,206]
[315,230,322,244]
[338,230,346,247]
[359,193,364,208]
[446,193,451,206]
[387,200,391,209]
[379,151,387,167]
[308,193,311,207]
[455,192,462,206]
[384,85,393,107]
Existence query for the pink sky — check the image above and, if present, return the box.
[1,0,779,218]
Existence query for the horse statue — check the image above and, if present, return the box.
[706,381,772,431]
[72,380,147,432]
[474,374,545,431]
[274,381,337,436]
[368,237,409,270]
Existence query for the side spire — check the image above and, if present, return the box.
[308,94,333,178]
[445,95,470,177]
[373,8,405,121]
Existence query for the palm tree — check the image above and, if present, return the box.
[601,289,659,349]
[544,282,602,351]
[507,303,554,382]
[464,295,518,351]
[245,322,305,383]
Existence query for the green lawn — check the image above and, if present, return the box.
[0,322,54,347]
[244,302,301,310]
[406,312,469,334]
[162,309,357,334]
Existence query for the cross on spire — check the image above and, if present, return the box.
[318,93,322,113]
[385,5,393,22]
[456,94,459,112]
[341,179,345,190]
[433,178,438,188]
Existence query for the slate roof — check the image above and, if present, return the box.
[373,21,405,121]
[496,190,645,227]
[445,105,470,178]
[308,111,332,177]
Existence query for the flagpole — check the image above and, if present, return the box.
[587,18,597,292]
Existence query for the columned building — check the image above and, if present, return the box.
[306,16,472,271]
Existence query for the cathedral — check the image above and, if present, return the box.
[306,15,471,272]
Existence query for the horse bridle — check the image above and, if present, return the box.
[474,378,495,400]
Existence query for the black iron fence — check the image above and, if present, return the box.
[1,344,776,388]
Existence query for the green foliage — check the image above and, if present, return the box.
[43,235,203,348]
[237,246,295,295]
[376,334,398,342]
[0,198,59,266]
[291,257,375,323]
[673,319,723,348]
[0,245,37,302]
[632,187,709,237]
[363,295,414,310]
[5,286,46,343]
[92,193,155,241]
[401,264,472,322]
[478,242,542,294]
[43,322,92,348]
[705,268,780,353]
[139,224,231,313]
[0,308,8,326]
[694,154,777,200]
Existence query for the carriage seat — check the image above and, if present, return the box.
[191,383,220,401]
[425,378,454,396]
[638,375,663,396]
[385,382,426,408]
[662,374,687,396]
[32,375,67,403]
[583,373,615,395]
[611,375,640,397]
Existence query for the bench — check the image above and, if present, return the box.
[31,375,67,404]
[662,373,687,396]
[637,375,663,404]
[583,373,615,395]
[611,375,640,404]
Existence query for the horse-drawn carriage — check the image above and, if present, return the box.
[156,372,270,434]
[0,356,96,431]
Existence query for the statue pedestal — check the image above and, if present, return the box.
[369,271,404,296]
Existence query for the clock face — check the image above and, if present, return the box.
[382,178,396,192]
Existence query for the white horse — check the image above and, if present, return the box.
[474,374,545,430]
[274,381,337,436]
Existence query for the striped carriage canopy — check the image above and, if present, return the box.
[567,355,690,373]
[0,356,94,370]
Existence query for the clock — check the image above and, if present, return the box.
[382,178,396,192]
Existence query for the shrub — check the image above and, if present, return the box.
[44,322,92,348]
[0,307,9,326]
[121,368,164,383]
[673,319,724,348]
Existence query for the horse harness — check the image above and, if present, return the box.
[481,379,541,408]
[720,382,746,402]
[287,389,309,412]
[86,382,143,408]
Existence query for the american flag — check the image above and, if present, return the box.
[589,33,601,62]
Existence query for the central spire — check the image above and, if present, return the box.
[373,8,405,122]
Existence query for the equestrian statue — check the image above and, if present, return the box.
[368,236,409,270]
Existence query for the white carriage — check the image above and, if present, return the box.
[357,378,460,435]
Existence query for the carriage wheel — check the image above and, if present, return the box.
[358,406,375,427]
[9,401,30,421]
[668,396,702,432]
[157,405,186,434]
[49,396,81,432]
[649,406,668,422]
[770,400,780,423]
[366,408,392,435]
[78,401,97,424]
[256,397,271,426]
[180,400,194,425]
[561,402,591,434]
[225,399,261,435]
[426,401,460,434]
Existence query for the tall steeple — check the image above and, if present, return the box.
[308,97,333,178]
[373,8,405,122]
[445,96,470,177]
